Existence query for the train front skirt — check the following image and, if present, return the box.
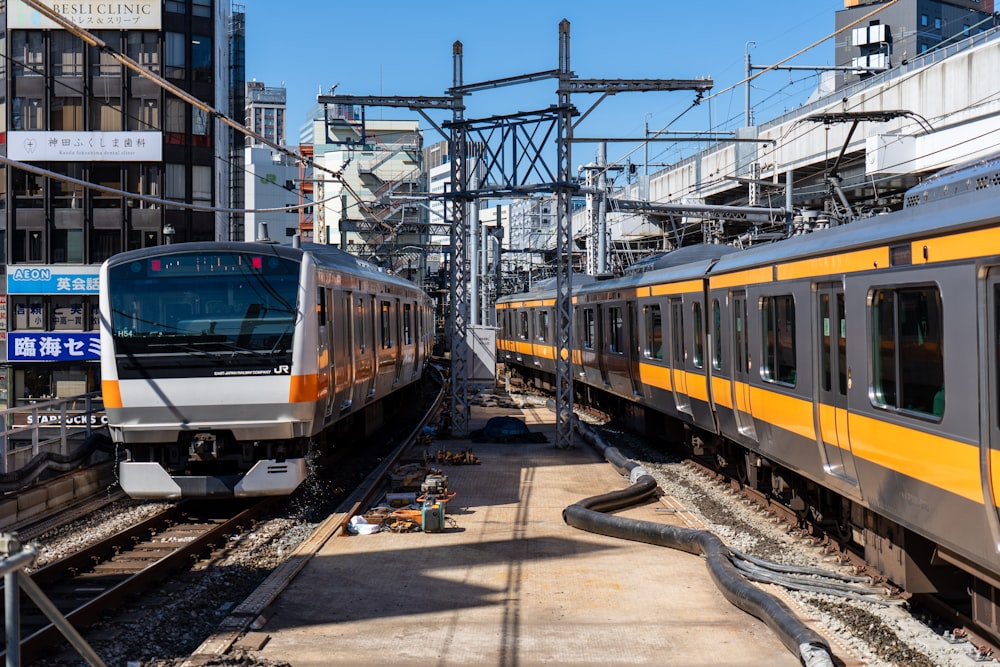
[119,459,308,499]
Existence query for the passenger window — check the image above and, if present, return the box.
[317,287,327,327]
[670,300,685,365]
[608,306,624,354]
[761,295,796,386]
[582,308,595,350]
[872,287,943,417]
[712,299,722,371]
[519,312,529,340]
[538,310,550,342]
[380,300,392,349]
[356,298,366,355]
[692,302,704,369]
[643,304,662,360]
[403,303,413,345]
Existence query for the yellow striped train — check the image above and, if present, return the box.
[497,153,1000,637]
[100,241,433,499]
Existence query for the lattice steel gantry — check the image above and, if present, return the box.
[318,20,712,445]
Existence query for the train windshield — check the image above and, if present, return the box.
[107,250,300,362]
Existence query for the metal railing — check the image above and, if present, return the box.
[1,533,106,667]
[0,393,106,477]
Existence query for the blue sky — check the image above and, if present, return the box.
[245,1,847,168]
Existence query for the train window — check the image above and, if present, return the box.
[670,300,685,365]
[403,303,413,345]
[712,300,722,371]
[692,302,704,369]
[519,312,529,340]
[356,298,366,354]
[608,306,624,355]
[761,295,797,386]
[380,300,392,349]
[317,287,327,327]
[643,305,662,360]
[538,310,550,343]
[871,287,943,417]
[583,308,596,350]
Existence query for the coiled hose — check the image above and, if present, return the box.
[563,420,835,667]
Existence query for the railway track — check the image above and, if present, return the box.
[3,498,271,665]
[0,369,447,666]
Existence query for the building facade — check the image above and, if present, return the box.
[1,0,234,407]
[245,79,285,147]
[836,0,996,87]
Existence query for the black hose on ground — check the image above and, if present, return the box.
[564,420,835,667]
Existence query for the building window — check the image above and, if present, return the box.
[920,14,928,27]
[872,287,943,417]
[128,97,159,130]
[165,0,185,13]
[643,304,662,360]
[934,17,941,30]
[51,296,86,331]
[192,165,212,205]
[192,36,212,83]
[91,229,122,264]
[53,32,84,77]
[12,298,45,330]
[50,96,83,130]
[52,228,84,263]
[165,164,186,201]
[193,0,212,16]
[192,107,210,146]
[12,32,45,76]
[761,295,796,386]
[164,32,186,79]
[13,169,43,209]
[127,32,160,74]
[13,97,44,131]
[165,97,185,144]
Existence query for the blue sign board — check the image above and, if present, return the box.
[7,266,100,295]
[8,332,101,362]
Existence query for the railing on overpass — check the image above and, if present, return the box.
[0,392,107,477]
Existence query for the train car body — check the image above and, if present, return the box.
[100,241,433,499]
[497,153,1000,637]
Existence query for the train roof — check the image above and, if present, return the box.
[709,181,999,277]
[103,241,424,293]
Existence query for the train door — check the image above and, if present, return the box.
[628,301,642,396]
[730,290,757,440]
[597,305,610,387]
[668,297,692,415]
[815,283,859,485]
[984,272,1000,540]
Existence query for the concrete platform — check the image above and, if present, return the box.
[253,399,809,666]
